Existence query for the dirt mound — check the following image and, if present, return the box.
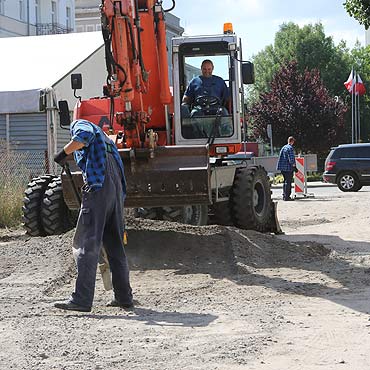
[124,218,331,278]
[0,229,76,296]
[227,228,331,272]
[1,219,331,297]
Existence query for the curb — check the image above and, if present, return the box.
[271,181,336,189]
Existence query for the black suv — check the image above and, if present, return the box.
[323,143,370,192]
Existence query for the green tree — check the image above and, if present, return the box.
[251,22,351,100]
[344,0,370,29]
[248,61,347,155]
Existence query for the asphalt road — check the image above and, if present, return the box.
[271,180,348,200]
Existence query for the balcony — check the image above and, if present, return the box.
[36,23,72,36]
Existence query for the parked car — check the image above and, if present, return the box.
[323,143,370,192]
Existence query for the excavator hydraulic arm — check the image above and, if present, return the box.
[99,0,171,147]
[64,1,212,209]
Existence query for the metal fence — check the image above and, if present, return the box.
[36,23,73,35]
[0,145,51,189]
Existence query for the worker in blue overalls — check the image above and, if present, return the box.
[53,119,133,312]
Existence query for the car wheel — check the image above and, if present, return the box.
[337,172,359,192]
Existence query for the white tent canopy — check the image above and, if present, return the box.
[0,32,104,113]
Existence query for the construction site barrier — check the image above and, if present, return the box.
[250,154,318,174]
[294,157,305,195]
[294,156,314,198]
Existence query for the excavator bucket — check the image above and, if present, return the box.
[62,145,211,210]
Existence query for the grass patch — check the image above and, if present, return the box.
[307,172,323,182]
[0,183,24,228]
[0,141,35,228]
[272,172,323,184]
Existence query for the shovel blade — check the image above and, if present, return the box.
[62,145,211,209]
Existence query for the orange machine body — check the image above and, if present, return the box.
[75,0,172,148]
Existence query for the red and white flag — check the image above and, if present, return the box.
[355,74,366,96]
[344,70,366,96]
[344,70,354,93]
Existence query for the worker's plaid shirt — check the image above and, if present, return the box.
[70,119,126,195]
[277,144,295,172]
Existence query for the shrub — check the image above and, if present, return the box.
[0,183,24,227]
[0,141,32,228]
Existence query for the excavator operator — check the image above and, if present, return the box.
[181,59,230,118]
[181,59,231,139]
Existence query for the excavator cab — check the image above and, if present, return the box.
[172,33,254,155]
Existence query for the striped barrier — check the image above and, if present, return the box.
[294,157,305,195]
[294,156,314,198]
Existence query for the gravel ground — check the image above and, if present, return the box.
[1,188,370,369]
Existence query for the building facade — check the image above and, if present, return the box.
[0,0,75,37]
[75,0,101,33]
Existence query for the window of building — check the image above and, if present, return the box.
[0,0,5,15]
[51,1,57,24]
[76,25,84,33]
[66,6,71,29]
[19,0,25,20]
[35,0,40,24]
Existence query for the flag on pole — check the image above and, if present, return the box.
[355,74,366,96]
[344,70,366,96]
[344,70,354,93]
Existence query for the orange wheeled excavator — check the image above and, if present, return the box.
[23,0,277,236]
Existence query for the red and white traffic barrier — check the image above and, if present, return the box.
[294,157,305,195]
[294,156,314,198]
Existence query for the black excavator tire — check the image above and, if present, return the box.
[161,205,209,226]
[230,166,273,232]
[210,201,233,226]
[135,205,208,226]
[134,207,161,220]
[22,175,56,236]
[41,177,76,235]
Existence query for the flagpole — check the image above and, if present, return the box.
[358,86,361,142]
[351,69,354,144]
[354,71,357,143]
[345,69,366,143]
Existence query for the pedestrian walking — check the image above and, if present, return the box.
[53,119,133,312]
[277,136,297,201]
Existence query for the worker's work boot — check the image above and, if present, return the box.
[106,299,133,309]
[54,300,91,312]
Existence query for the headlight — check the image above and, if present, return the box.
[215,146,228,154]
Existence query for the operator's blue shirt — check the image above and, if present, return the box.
[277,144,295,172]
[184,75,229,103]
[70,119,126,196]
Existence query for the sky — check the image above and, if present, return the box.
[171,0,366,60]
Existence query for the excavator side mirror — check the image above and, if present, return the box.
[241,62,255,85]
[71,73,82,90]
[58,100,71,129]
